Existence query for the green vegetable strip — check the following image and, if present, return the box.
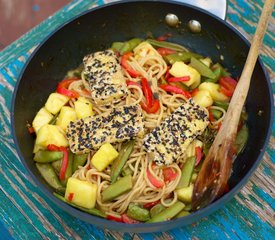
[147,201,185,223]
[34,150,63,163]
[189,57,216,79]
[61,151,73,186]
[176,157,196,189]
[146,39,188,52]
[235,124,249,154]
[110,140,135,183]
[127,203,150,222]
[149,203,166,218]
[164,52,203,64]
[53,193,106,218]
[72,153,88,173]
[36,163,64,192]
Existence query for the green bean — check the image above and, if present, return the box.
[127,203,150,222]
[34,150,63,163]
[102,175,133,202]
[53,193,106,218]
[110,140,135,183]
[72,154,88,172]
[190,57,216,79]
[36,163,64,192]
[149,203,166,218]
[146,201,185,223]
[176,157,196,189]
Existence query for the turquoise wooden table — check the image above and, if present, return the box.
[0,0,274,239]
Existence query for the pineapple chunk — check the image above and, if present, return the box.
[45,93,70,114]
[169,61,201,89]
[192,90,213,108]
[65,177,97,209]
[32,107,53,133]
[199,82,229,102]
[74,97,94,119]
[56,106,77,131]
[34,124,68,153]
[91,143,119,171]
[200,57,212,68]
[176,184,194,203]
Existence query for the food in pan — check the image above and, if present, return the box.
[29,36,248,223]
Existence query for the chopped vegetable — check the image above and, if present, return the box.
[198,82,229,102]
[122,214,140,224]
[175,210,190,218]
[110,140,135,183]
[141,78,154,108]
[219,76,238,97]
[121,52,140,77]
[140,99,160,114]
[156,33,172,41]
[195,147,203,166]
[192,90,213,108]
[34,150,63,163]
[56,106,77,131]
[159,84,191,99]
[146,39,190,52]
[102,175,133,202]
[235,124,249,154]
[91,143,119,171]
[163,167,178,182]
[157,47,177,56]
[143,200,161,209]
[59,147,70,182]
[36,163,64,192]
[149,203,166,218]
[72,154,88,172]
[107,214,123,222]
[65,177,97,209]
[126,80,141,88]
[74,97,94,119]
[56,78,80,99]
[127,203,150,222]
[147,201,185,223]
[54,192,106,218]
[176,157,196,189]
[210,109,223,120]
[214,100,229,110]
[176,184,194,203]
[189,57,216,79]
[147,169,165,188]
[164,52,203,64]
[167,76,190,82]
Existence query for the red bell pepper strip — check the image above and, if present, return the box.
[219,76,238,97]
[107,214,123,222]
[156,33,172,41]
[56,78,80,98]
[141,78,154,108]
[164,67,171,80]
[59,146,69,181]
[126,80,141,88]
[121,214,140,224]
[167,76,190,83]
[68,193,74,202]
[27,126,35,134]
[140,99,160,114]
[147,169,165,188]
[159,84,191,99]
[157,48,177,56]
[163,167,178,182]
[121,52,140,78]
[191,88,199,97]
[47,144,61,151]
[208,109,215,122]
[143,200,161,209]
[195,146,203,166]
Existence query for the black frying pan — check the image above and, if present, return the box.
[11,0,273,233]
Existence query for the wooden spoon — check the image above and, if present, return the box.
[192,0,274,210]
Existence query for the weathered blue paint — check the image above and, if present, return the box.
[0,0,274,239]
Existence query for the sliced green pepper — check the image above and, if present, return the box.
[164,52,203,64]
[146,39,187,52]
[72,153,88,172]
[53,193,106,218]
[127,203,150,222]
[212,63,231,77]
[235,124,249,154]
[61,151,73,186]
[102,175,133,202]
[34,150,63,163]
[110,140,135,183]
[176,157,196,189]
[146,201,185,223]
[36,163,65,193]
[190,57,216,79]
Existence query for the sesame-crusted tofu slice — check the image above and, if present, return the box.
[83,49,128,105]
[67,105,144,154]
[143,99,209,165]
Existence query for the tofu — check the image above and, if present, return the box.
[66,104,144,154]
[143,99,209,165]
[83,49,128,105]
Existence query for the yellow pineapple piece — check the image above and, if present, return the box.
[74,97,94,119]
[199,82,229,102]
[32,107,53,133]
[34,124,68,153]
[91,143,119,171]
[65,177,97,209]
[45,93,70,114]
[192,90,213,108]
[56,106,77,131]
